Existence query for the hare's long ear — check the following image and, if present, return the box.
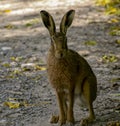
[60,10,75,35]
[40,10,56,36]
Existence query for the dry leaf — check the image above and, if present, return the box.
[96,0,111,6]
[2,63,11,68]
[116,40,120,44]
[106,7,118,14]
[12,69,22,75]
[4,9,11,13]
[34,65,46,71]
[0,9,11,15]
[96,0,120,17]
[25,23,33,27]
[10,57,16,61]
[110,78,120,83]
[109,18,119,23]
[4,98,29,109]
[4,101,20,109]
[4,24,14,29]
[110,27,120,36]
[25,18,39,27]
[10,56,23,62]
[102,54,118,63]
[84,41,97,46]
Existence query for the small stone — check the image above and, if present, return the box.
[1,47,12,51]
[21,63,35,71]
[0,119,7,124]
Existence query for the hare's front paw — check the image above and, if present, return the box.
[50,115,66,126]
[80,118,88,126]
[50,115,59,123]
[80,117,94,126]
[66,122,74,126]
[59,117,66,126]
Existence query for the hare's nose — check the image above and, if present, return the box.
[55,51,64,59]
[60,53,63,58]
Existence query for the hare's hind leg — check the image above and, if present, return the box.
[80,103,95,126]
[80,77,97,126]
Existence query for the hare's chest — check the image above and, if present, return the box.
[47,62,75,89]
[48,63,70,80]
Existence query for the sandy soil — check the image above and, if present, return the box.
[0,0,120,126]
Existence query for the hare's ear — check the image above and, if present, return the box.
[60,10,75,34]
[40,10,56,36]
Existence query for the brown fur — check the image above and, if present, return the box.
[40,10,97,126]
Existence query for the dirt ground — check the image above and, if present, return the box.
[0,0,120,126]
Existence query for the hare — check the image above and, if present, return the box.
[40,10,97,126]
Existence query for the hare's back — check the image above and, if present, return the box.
[68,50,91,70]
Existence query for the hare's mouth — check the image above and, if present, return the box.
[55,52,65,59]
[55,53,64,59]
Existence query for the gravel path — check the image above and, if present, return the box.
[0,0,120,126]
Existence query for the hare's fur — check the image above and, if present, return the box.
[40,10,97,126]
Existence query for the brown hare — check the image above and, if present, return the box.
[40,10,97,126]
